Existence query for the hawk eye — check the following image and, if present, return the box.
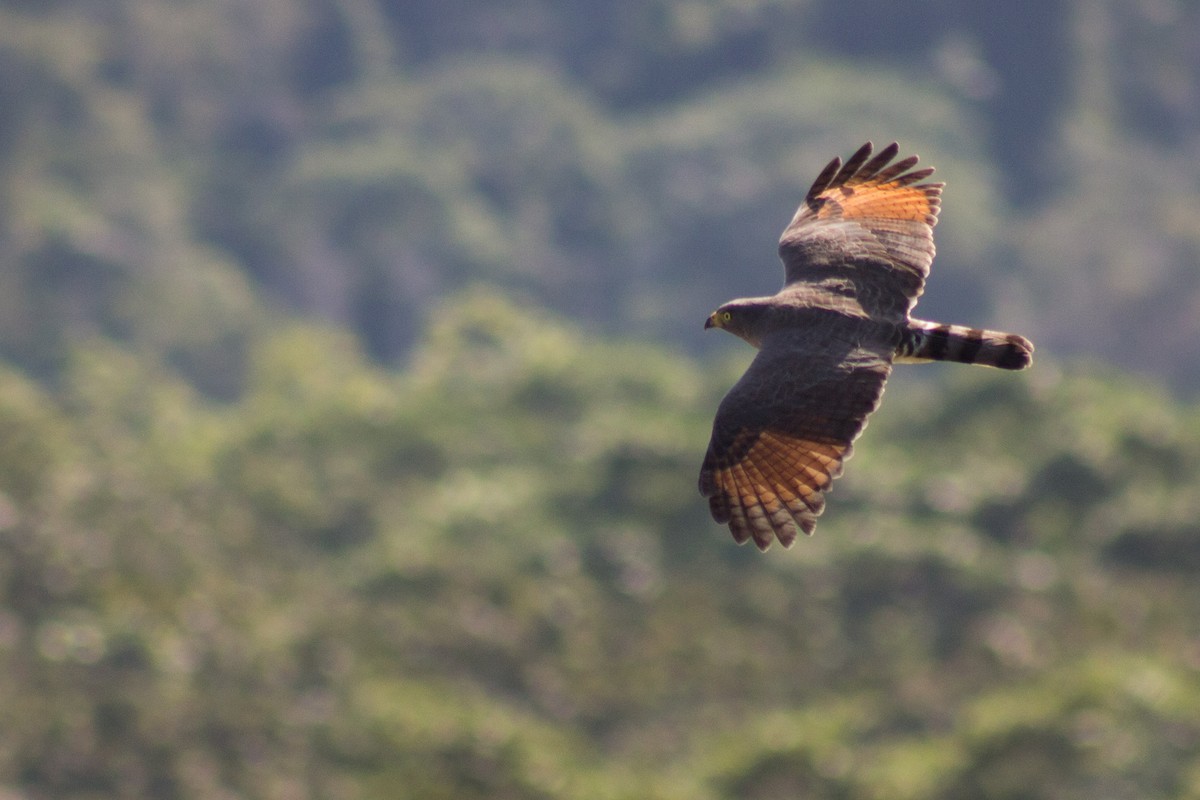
[722,311,733,322]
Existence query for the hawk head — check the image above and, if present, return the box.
[705,299,772,348]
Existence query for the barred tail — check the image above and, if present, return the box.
[897,319,1033,370]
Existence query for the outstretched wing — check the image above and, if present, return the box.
[698,326,893,549]
[778,142,943,320]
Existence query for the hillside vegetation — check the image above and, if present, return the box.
[2,1,1200,797]
[2,0,1200,383]
[3,295,1200,798]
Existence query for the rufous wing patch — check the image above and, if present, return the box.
[815,181,938,226]
[802,141,942,227]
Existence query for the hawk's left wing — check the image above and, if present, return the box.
[698,326,893,549]
[778,142,943,321]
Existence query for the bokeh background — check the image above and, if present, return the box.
[2,1,1200,798]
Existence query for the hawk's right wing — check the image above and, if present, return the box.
[698,327,893,549]
[778,142,943,321]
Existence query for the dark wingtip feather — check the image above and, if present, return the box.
[874,155,921,184]
[893,166,937,187]
[859,141,900,178]
[751,528,774,551]
[805,155,843,204]
[706,492,732,523]
[831,142,874,187]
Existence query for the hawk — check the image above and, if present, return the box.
[700,142,1033,550]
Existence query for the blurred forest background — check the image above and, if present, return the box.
[3,0,1200,798]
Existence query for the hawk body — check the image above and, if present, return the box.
[701,142,1033,550]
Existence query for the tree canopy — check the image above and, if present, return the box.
[1,0,1200,383]
[3,293,1200,798]
[3,1,1200,797]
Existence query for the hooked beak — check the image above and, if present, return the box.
[704,312,719,330]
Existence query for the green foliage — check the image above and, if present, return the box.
[2,293,1200,798]
[3,1,1200,797]
[0,8,262,389]
[3,0,1200,386]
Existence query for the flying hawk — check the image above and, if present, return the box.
[700,142,1033,549]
